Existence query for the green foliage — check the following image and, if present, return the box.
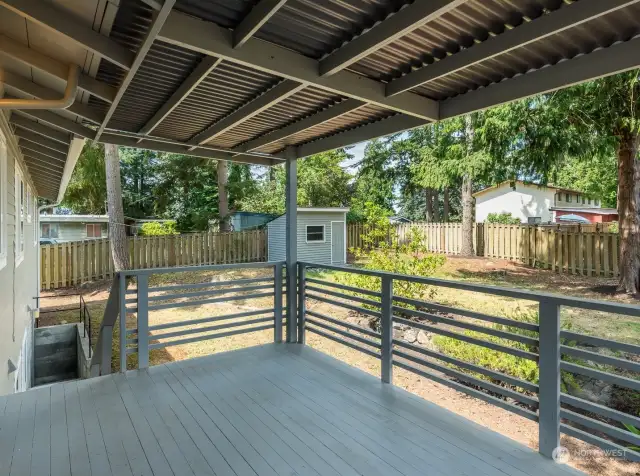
[138,221,178,236]
[120,148,158,219]
[61,142,106,214]
[486,212,521,225]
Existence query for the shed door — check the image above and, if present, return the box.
[331,221,345,264]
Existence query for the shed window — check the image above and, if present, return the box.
[306,225,325,242]
[86,223,102,238]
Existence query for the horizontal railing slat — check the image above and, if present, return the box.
[306,278,382,298]
[306,310,380,339]
[560,424,640,462]
[151,316,274,341]
[393,338,539,393]
[148,324,273,350]
[560,331,640,355]
[393,360,539,422]
[560,361,640,391]
[148,309,275,332]
[148,291,274,311]
[394,315,539,361]
[560,393,640,428]
[561,345,640,373]
[139,276,274,294]
[561,409,640,447]
[393,305,539,347]
[147,283,275,302]
[306,285,381,308]
[306,324,381,359]
[306,317,382,350]
[306,292,382,318]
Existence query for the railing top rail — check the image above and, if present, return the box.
[298,261,640,318]
[119,261,285,277]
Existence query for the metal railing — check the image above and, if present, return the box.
[297,261,640,463]
[117,262,285,372]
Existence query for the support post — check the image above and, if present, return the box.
[119,272,127,372]
[538,298,561,458]
[137,274,150,369]
[285,147,297,343]
[380,275,393,383]
[274,263,283,343]
[297,263,306,344]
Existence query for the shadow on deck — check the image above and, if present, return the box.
[1,344,583,476]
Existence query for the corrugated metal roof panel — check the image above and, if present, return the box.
[209,87,344,148]
[153,61,282,141]
[256,103,394,154]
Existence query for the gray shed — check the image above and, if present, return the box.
[268,208,348,266]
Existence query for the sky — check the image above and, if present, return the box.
[343,141,367,171]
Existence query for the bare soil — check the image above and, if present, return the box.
[38,259,640,476]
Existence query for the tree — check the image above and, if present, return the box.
[120,148,157,219]
[104,144,129,271]
[61,142,106,214]
[217,160,230,232]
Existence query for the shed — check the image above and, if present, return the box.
[39,215,109,242]
[268,208,348,266]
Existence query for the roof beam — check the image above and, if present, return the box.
[440,35,640,119]
[3,71,105,124]
[189,80,306,148]
[20,149,65,166]
[158,11,439,121]
[297,114,427,158]
[9,115,71,145]
[0,34,118,103]
[96,0,176,141]
[387,0,640,96]
[99,133,277,166]
[14,108,96,140]
[0,0,135,71]
[13,128,69,154]
[19,139,67,161]
[319,0,465,77]
[234,99,366,153]
[139,56,223,136]
[233,0,288,48]
[23,154,65,172]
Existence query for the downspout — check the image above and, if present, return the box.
[0,65,80,109]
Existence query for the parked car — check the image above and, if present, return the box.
[39,238,58,245]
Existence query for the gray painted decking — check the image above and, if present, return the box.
[0,344,583,476]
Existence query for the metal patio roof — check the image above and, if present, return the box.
[1,0,640,200]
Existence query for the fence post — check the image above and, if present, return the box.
[380,275,393,384]
[274,263,283,343]
[538,298,561,458]
[137,274,150,369]
[297,263,306,344]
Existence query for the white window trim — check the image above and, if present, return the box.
[305,224,325,243]
[15,167,24,267]
[0,132,7,270]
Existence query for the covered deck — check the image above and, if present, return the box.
[1,344,583,476]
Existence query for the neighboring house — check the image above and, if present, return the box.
[268,208,348,265]
[474,181,604,224]
[551,207,618,223]
[390,215,412,224]
[40,215,109,241]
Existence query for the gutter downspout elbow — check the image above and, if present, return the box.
[0,64,80,110]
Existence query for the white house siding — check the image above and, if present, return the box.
[267,211,347,266]
[475,183,556,223]
[0,125,38,395]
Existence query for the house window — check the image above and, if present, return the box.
[41,223,59,238]
[306,225,325,243]
[86,223,102,238]
[0,131,7,270]
[581,196,585,204]
[588,198,591,205]
[528,217,542,225]
[595,199,600,206]
[15,168,25,266]
[565,193,571,203]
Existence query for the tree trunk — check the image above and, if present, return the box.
[443,187,450,222]
[217,160,230,232]
[617,129,640,294]
[432,189,440,223]
[425,188,433,222]
[104,143,129,271]
[460,174,475,256]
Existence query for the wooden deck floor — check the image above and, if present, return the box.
[0,344,583,476]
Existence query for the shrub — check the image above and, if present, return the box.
[486,212,521,225]
[139,221,178,236]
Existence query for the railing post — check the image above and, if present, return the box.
[137,274,150,369]
[119,272,127,372]
[274,263,283,343]
[297,263,306,344]
[380,275,393,384]
[538,298,561,458]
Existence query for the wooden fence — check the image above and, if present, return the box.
[347,222,620,277]
[41,229,267,290]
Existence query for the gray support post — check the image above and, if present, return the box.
[285,147,297,343]
[297,263,306,344]
[137,274,150,369]
[538,298,561,458]
[119,273,127,372]
[99,326,113,376]
[274,263,283,343]
[380,276,393,383]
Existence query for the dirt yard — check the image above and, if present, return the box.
[39,257,640,476]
